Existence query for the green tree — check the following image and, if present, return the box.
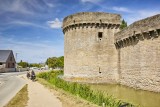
[29,63,42,68]
[46,56,64,69]
[18,60,29,68]
[55,56,64,69]
[46,57,58,69]
[120,19,127,30]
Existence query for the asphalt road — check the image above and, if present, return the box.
[0,71,27,107]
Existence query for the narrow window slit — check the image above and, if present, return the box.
[98,32,103,40]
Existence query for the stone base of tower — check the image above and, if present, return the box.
[62,75,118,84]
[62,75,160,93]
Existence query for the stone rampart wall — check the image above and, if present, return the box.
[115,14,160,92]
[115,14,160,41]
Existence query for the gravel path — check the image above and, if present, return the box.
[20,75,62,107]
[19,74,98,107]
[0,81,4,87]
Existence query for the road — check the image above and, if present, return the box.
[0,71,27,107]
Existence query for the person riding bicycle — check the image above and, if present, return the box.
[31,70,36,81]
[26,71,30,79]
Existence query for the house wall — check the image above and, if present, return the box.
[0,64,5,68]
[5,51,16,68]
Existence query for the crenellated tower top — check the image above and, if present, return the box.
[62,12,121,34]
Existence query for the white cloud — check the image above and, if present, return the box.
[8,20,48,29]
[81,0,102,3]
[0,0,56,15]
[0,35,63,63]
[0,0,33,15]
[125,10,160,25]
[47,18,62,29]
[40,0,55,8]
[138,10,160,18]
[112,6,132,13]
[45,2,55,8]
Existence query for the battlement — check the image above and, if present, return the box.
[114,14,160,49]
[62,12,121,34]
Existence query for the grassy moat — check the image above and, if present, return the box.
[37,71,134,107]
[90,84,160,107]
[37,70,160,107]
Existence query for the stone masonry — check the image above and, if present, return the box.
[62,12,160,92]
[114,14,160,92]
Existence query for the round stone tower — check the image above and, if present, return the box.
[62,12,121,83]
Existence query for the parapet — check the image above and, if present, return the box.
[62,12,121,34]
[114,14,160,49]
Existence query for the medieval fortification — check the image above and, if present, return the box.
[62,12,160,92]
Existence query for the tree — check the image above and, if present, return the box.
[46,56,64,69]
[29,63,42,68]
[46,57,58,69]
[55,56,64,69]
[120,19,127,30]
[18,60,29,68]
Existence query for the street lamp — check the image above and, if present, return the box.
[15,53,19,71]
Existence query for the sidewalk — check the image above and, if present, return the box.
[21,75,62,107]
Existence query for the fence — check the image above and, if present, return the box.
[0,68,29,73]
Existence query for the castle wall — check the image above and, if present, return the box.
[118,36,160,92]
[115,14,160,92]
[63,12,160,92]
[63,12,121,83]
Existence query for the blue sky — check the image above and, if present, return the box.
[0,0,160,63]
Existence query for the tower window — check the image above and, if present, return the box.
[98,32,103,38]
[99,67,101,74]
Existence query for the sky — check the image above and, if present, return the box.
[0,0,160,63]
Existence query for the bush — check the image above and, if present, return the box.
[37,71,134,107]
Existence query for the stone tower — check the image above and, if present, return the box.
[62,12,121,83]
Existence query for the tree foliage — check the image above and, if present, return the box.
[46,56,64,69]
[29,63,42,68]
[120,19,127,30]
[18,60,43,68]
[18,60,29,68]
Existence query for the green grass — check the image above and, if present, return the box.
[37,70,134,107]
[5,84,28,107]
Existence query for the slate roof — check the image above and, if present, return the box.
[0,50,12,63]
